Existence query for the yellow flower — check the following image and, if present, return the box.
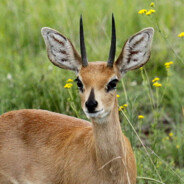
[138,9,147,14]
[67,79,73,83]
[123,104,128,107]
[118,104,128,111]
[153,82,162,87]
[116,94,120,98]
[118,106,124,111]
[64,83,73,89]
[146,9,156,15]
[140,67,143,70]
[150,9,156,13]
[165,61,174,69]
[178,32,184,37]
[138,115,144,119]
[150,2,155,7]
[152,77,160,83]
[176,145,180,149]
[169,132,173,137]
[146,11,152,15]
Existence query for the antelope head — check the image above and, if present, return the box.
[41,15,154,123]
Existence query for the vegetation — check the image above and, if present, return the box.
[0,0,184,183]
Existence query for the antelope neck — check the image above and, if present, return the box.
[92,98,125,176]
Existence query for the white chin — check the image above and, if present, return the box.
[84,109,109,119]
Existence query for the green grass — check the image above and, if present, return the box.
[0,0,184,183]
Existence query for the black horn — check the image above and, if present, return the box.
[80,15,88,67]
[107,14,116,67]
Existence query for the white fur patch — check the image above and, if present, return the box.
[85,110,110,124]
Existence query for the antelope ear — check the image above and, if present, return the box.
[41,27,82,72]
[115,28,154,75]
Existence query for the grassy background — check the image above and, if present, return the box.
[0,0,184,183]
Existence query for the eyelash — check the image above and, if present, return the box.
[74,77,84,92]
[106,79,119,92]
[74,78,118,92]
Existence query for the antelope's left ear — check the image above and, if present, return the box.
[115,28,154,75]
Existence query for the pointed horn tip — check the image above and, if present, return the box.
[107,14,116,67]
[112,13,115,21]
[79,15,88,67]
[112,14,115,26]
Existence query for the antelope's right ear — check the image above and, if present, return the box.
[41,27,82,72]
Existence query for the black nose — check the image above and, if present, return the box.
[85,99,98,113]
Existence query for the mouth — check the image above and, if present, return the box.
[84,109,105,118]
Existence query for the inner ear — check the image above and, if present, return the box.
[41,27,82,72]
[115,28,154,75]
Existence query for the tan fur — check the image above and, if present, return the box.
[0,63,136,184]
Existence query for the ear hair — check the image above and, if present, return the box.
[115,28,154,75]
[41,27,82,72]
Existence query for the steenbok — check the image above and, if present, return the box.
[0,15,154,184]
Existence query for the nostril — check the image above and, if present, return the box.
[85,100,98,113]
[94,100,98,108]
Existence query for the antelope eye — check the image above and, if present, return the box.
[106,79,119,92]
[75,77,84,92]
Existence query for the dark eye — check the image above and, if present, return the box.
[106,79,119,92]
[75,77,84,92]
